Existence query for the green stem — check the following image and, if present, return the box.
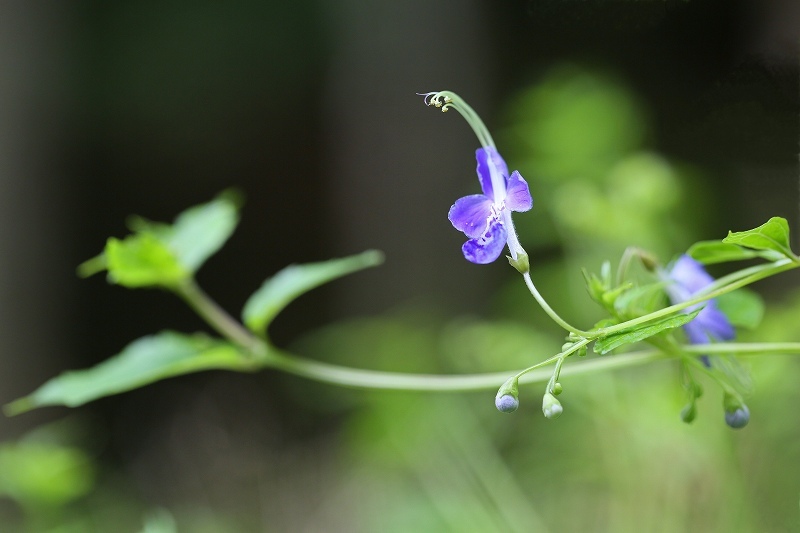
[264,341,800,392]
[522,272,588,336]
[426,91,496,149]
[267,345,668,392]
[174,279,266,357]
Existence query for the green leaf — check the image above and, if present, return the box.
[105,234,188,288]
[129,191,241,272]
[722,217,795,260]
[79,192,241,283]
[242,250,384,334]
[687,240,782,265]
[612,281,666,318]
[593,309,701,355]
[5,332,251,415]
[716,288,765,329]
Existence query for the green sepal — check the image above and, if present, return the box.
[242,250,384,335]
[722,217,796,260]
[507,252,530,274]
[722,391,745,413]
[496,376,519,399]
[593,309,701,355]
[715,288,765,329]
[4,331,254,415]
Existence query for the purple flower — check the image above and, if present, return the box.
[664,255,735,364]
[448,147,533,264]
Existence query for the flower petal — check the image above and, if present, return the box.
[664,254,736,364]
[505,171,533,212]
[448,195,493,238]
[462,220,507,264]
[683,320,711,345]
[669,255,715,295]
[697,305,736,341]
[475,147,509,199]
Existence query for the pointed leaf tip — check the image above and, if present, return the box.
[722,217,795,260]
[242,250,385,335]
[4,331,252,414]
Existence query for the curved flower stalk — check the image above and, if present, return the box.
[421,91,532,265]
[662,255,735,365]
[421,90,584,338]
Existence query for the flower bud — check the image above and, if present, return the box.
[724,405,750,429]
[495,377,519,413]
[680,402,697,424]
[495,394,519,413]
[542,392,563,420]
[637,249,659,272]
[723,393,750,429]
[507,252,530,274]
[553,382,563,396]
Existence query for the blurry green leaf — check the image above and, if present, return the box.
[722,217,795,260]
[509,67,646,182]
[612,282,666,318]
[0,442,94,507]
[79,192,241,283]
[139,509,177,533]
[441,319,562,373]
[687,240,783,264]
[129,191,241,272]
[5,332,250,414]
[716,289,765,329]
[242,250,384,335]
[594,309,701,355]
[707,355,753,397]
[105,234,188,288]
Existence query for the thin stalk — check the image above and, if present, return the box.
[174,279,266,357]
[267,344,669,392]
[522,272,588,336]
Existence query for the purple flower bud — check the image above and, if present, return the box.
[495,394,519,413]
[724,405,750,429]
